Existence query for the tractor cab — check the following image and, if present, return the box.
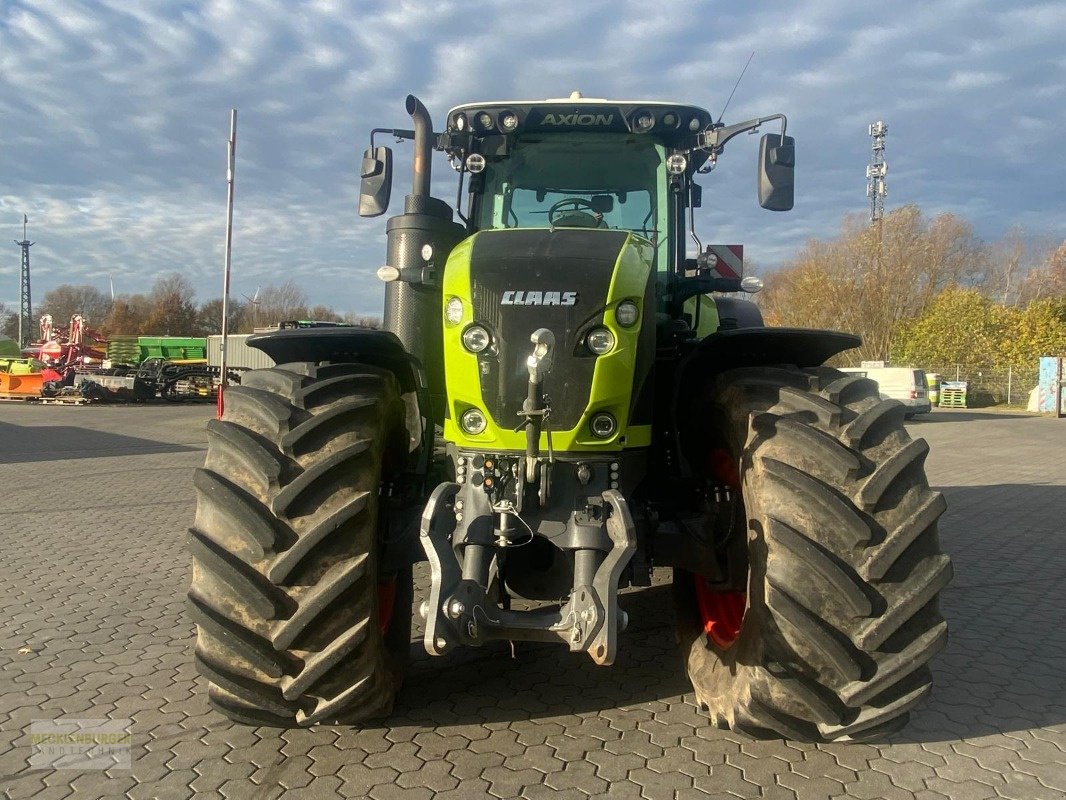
[360,93,795,361]
[443,96,718,273]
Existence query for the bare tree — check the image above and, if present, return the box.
[102,294,153,336]
[0,302,18,340]
[1019,241,1066,303]
[761,205,987,364]
[195,298,245,336]
[252,280,309,330]
[984,227,1057,305]
[342,311,382,328]
[142,273,199,335]
[39,284,113,329]
[308,304,343,323]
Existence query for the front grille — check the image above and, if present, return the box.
[469,229,628,430]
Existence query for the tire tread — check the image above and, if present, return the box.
[187,362,409,727]
[677,365,951,742]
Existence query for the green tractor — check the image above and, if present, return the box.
[188,92,951,741]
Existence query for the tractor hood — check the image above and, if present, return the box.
[441,227,656,453]
[470,228,627,430]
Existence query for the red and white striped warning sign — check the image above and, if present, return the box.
[707,245,744,279]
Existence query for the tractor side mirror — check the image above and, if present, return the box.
[757,133,795,211]
[359,146,393,217]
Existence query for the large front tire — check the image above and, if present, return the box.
[676,366,952,741]
[188,362,412,727]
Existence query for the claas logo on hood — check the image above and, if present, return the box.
[501,291,577,306]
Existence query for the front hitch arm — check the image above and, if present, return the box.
[419,484,637,665]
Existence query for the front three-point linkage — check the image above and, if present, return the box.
[419,329,637,665]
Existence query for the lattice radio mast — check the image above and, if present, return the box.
[867,121,887,223]
[14,214,35,348]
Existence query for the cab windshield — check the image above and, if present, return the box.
[474,133,666,257]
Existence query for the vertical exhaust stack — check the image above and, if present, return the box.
[406,94,433,204]
[383,95,466,424]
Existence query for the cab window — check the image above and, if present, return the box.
[473,133,667,265]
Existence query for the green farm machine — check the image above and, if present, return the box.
[188,92,951,741]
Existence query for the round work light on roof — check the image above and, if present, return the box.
[500,111,519,131]
[631,110,655,133]
[477,111,494,130]
[454,113,467,131]
[688,117,702,132]
[661,112,679,128]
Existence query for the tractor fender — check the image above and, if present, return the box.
[670,327,861,475]
[248,327,427,454]
[712,296,764,330]
[684,327,860,374]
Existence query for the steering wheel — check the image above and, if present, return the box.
[548,198,606,228]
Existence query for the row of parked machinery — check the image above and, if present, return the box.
[0,314,229,402]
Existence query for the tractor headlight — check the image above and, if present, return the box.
[445,297,464,325]
[666,154,687,175]
[615,301,639,327]
[590,412,617,439]
[462,324,491,353]
[460,407,487,435]
[586,327,615,355]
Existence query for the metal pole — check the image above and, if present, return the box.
[1057,358,1064,419]
[15,215,34,349]
[1007,366,1012,406]
[218,109,237,419]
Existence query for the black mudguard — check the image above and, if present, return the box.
[670,327,861,476]
[686,326,860,373]
[712,296,764,330]
[248,328,429,474]
[248,327,423,396]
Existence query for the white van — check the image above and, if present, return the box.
[839,367,932,417]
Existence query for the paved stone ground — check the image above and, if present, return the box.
[1,403,1064,799]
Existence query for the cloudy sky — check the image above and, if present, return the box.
[1,0,1064,316]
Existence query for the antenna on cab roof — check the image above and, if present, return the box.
[717,51,755,124]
